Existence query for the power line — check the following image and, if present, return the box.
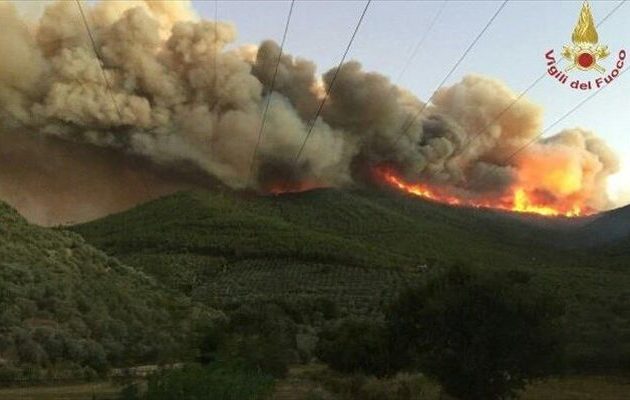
[393,0,509,145]
[291,0,372,166]
[75,0,125,125]
[502,69,627,168]
[419,0,625,185]
[463,65,627,195]
[248,0,296,186]
[213,0,219,105]
[210,0,219,145]
[598,0,627,26]
[394,0,448,85]
[450,0,626,164]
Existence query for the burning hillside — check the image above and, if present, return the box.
[375,167,588,217]
[0,0,619,224]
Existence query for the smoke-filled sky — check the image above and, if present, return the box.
[191,0,630,205]
[1,0,627,225]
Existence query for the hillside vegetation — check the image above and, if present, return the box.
[73,189,630,372]
[0,202,212,382]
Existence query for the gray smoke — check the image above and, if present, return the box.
[0,0,620,225]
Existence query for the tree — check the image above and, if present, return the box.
[317,317,396,376]
[388,266,565,400]
[196,303,296,378]
[223,303,296,378]
[196,320,227,366]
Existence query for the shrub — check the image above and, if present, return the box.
[316,317,395,376]
[197,303,296,378]
[196,320,228,366]
[221,333,292,378]
[141,364,274,400]
[388,266,566,400]
[0,365,20,385]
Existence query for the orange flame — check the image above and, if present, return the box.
[375,167,590,218]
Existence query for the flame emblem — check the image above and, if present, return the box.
[562,1,610,73]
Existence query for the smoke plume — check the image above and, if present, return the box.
[0,0,620,224]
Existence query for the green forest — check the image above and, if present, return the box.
[2,188,630,399]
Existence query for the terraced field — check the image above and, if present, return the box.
[72,188,630,372]
[195,261,422,314]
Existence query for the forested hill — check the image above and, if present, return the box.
[0,201,211,381]
[72,189,630,371]
[4,186,630,379]
[71,188,574,272]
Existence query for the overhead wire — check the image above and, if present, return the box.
[74,0,156,200]
[75,0,125,125]
[214,0,219,101]
[485,67,627,180]
[210,0,220,146]
[422,0,627,187]
[445,0,627,167]
[393,0,509,145]
[291,0,372,166]
[394,0,448,85]
[248,0,296,186]
[69,0,627,199]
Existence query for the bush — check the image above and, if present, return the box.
[0,365,20,385]
[196,319,228,366]
[388,266,566,400]
[118,383,141,400]
[221,333,292,378]
[316,317,395,377]
[196,303,296,378]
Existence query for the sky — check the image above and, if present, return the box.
[11,0,630,206]
[191,0,630,206]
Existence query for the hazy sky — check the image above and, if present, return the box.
[191,0,630,205]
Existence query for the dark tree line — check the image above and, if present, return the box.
[317,266,566,400]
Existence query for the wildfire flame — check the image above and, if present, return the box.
[375,167,591,218]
